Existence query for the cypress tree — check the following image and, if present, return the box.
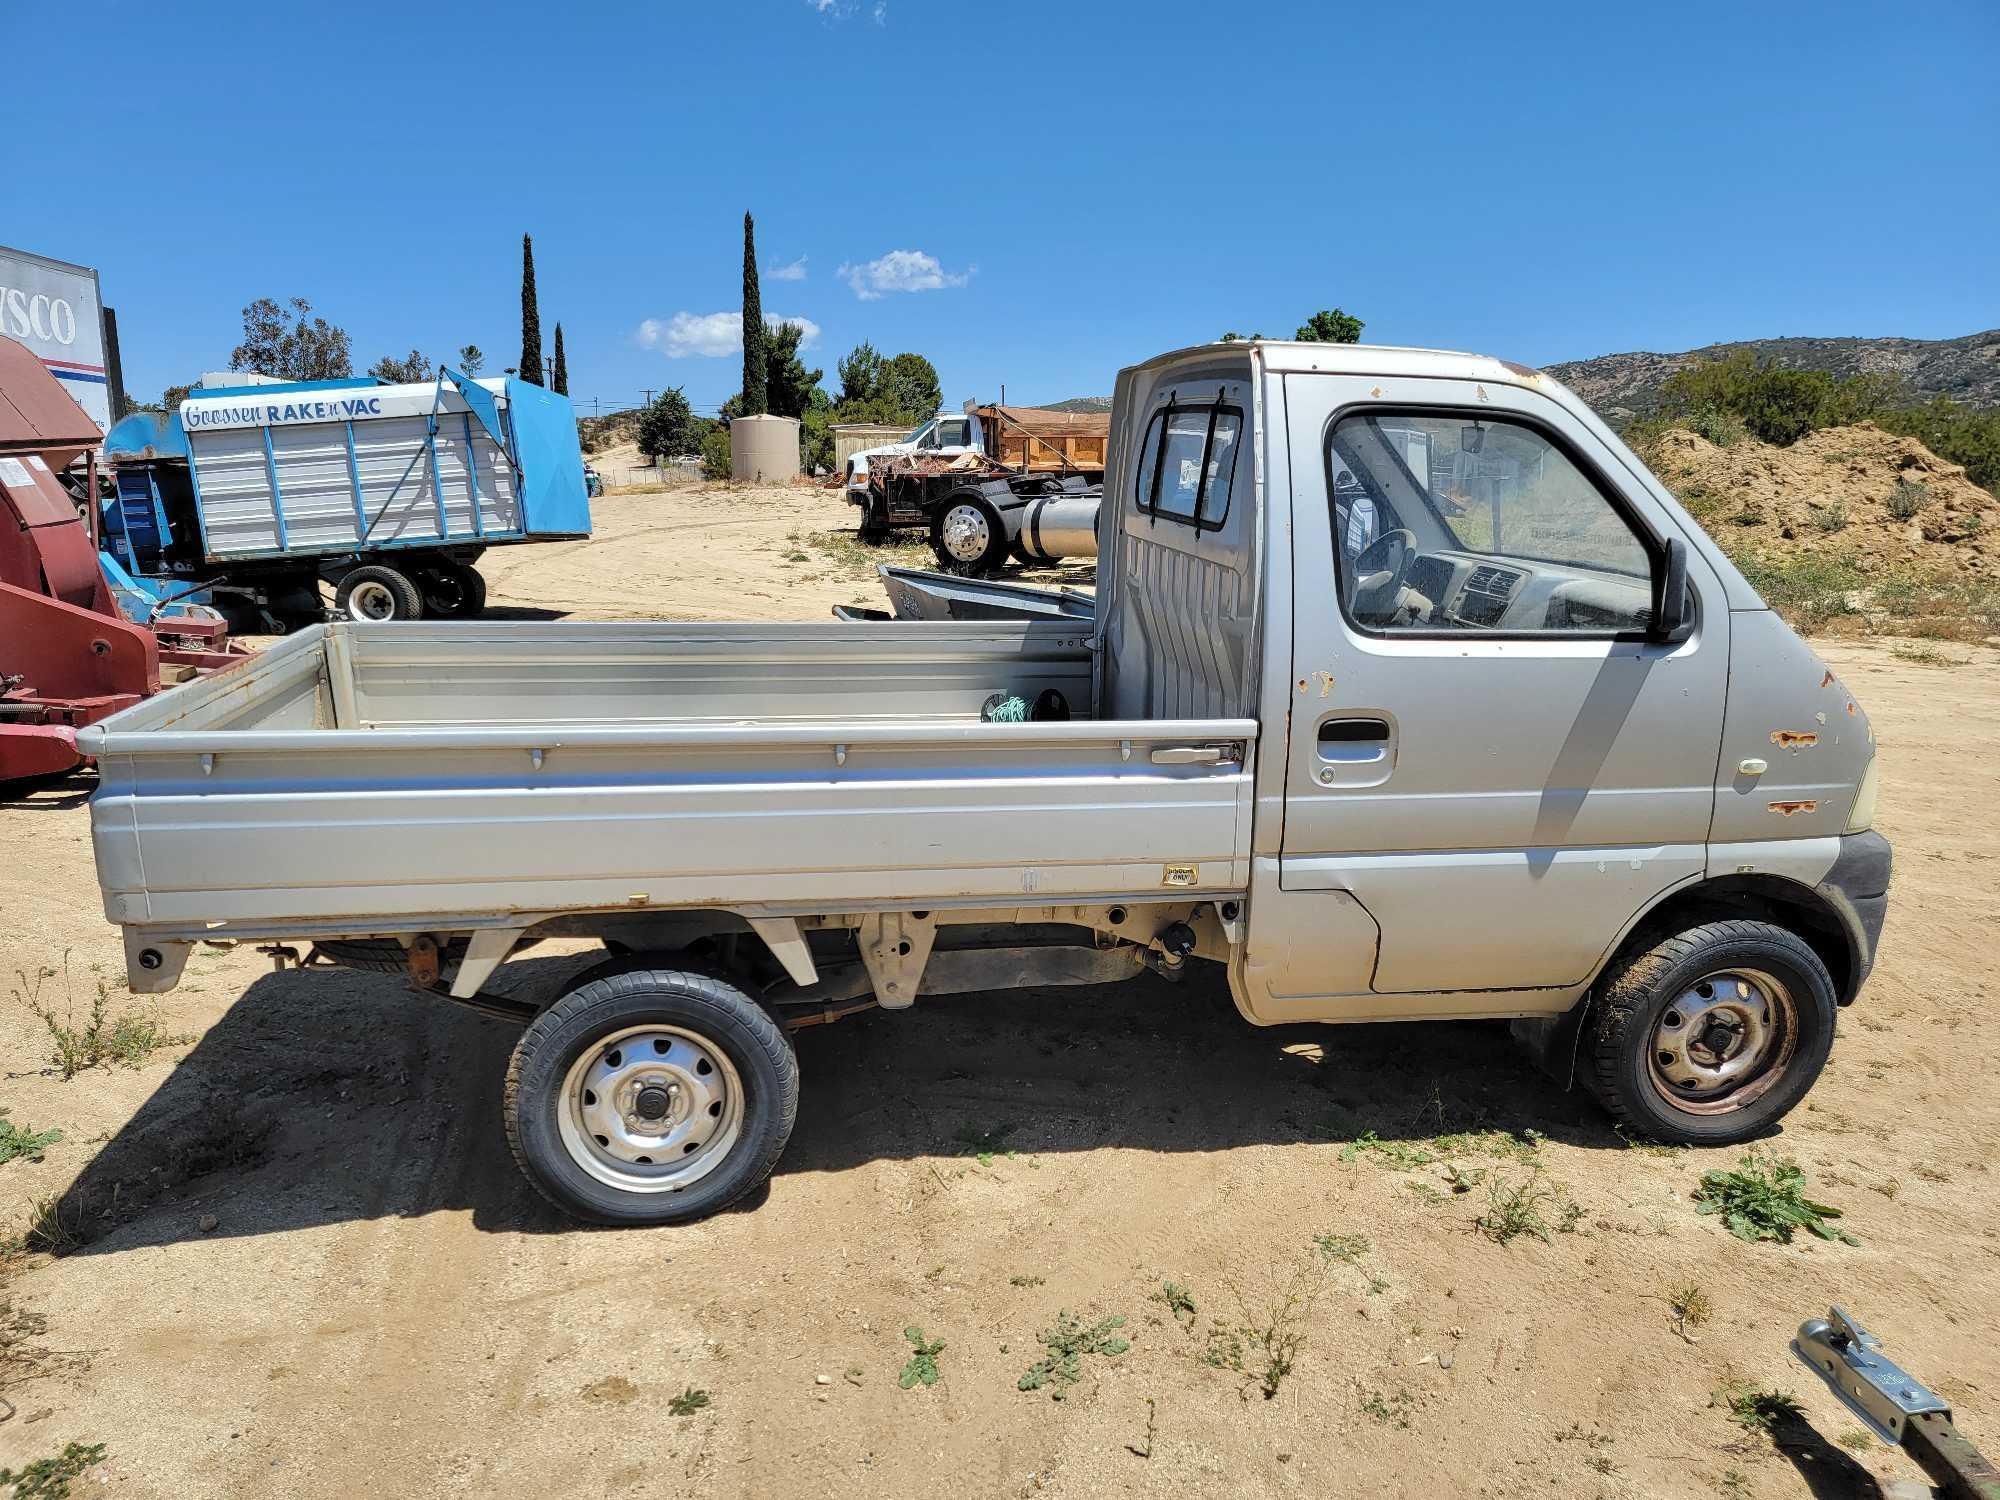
[551,323,569,395]
[741,212,767,416]
[519,233,544,386]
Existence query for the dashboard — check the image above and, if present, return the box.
[1402,550,1653,633]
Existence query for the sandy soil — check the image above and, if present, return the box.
[0,484,1992,1499]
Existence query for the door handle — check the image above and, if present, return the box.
[1317,717,1390,765]
[1151,745,1240,765]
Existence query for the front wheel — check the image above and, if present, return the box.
[1585,919,1837,1146]
[503,968,798,1225]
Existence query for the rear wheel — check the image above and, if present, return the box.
[419,560,486,618]
[1585,919,1837,1145]
[930,496,1006,576]
[335,564,423,622]
[504,968,798,1225]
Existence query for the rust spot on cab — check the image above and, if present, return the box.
[1498,359,1544,382]
[1768,800,1819,817]
[1820,670,1836,688]
[1770,730,1819,751]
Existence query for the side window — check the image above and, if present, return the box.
[1326,411,1657,634]
[1135,403,1241,530]
[937,419,968,447]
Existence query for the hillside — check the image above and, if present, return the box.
[1643,421,1998,641]
[1549,329,2000,428]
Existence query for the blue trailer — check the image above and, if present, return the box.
[101,369,591,626]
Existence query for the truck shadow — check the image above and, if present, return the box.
[47,954,1686,1257]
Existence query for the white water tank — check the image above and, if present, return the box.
[729,414,800,483]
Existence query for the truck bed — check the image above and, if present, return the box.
[81,621,1254,937]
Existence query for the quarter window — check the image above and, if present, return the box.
[1136,403,1241,529]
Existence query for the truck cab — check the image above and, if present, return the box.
[842,409,986,507]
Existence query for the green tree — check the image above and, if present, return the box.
[837,341,884,405]
[162,382,194,409]
[876,351,942,424]
[231,296,352,379]
[519,233,544,386]
[1296,308,1365,344]
[800,386,835,473]
[457,344,485,377]
[741,212,768,416]
[700,423,732,480]
[552,323,569,395]
[635,386,698,460]
[368,349,433,383]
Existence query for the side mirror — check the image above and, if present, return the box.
[1652,537,1694,643]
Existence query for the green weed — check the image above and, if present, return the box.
[1694,1153,1856,1245]
[1339,1131,1435,1168]
[1009,1274,1045,1288]
[899,1326,945,1388]
[1474,1170,1584,1245]
[1714,1379,1804,1432]
[0,1442,107,1500]
[0,1112,61,1166]
[1668,1281,1713,1339]
[1812,499,1849,532]
[1360,1387,1416,1428]
[952,1122,1018,1167]
[1312,1232,1370,1265]
[14,958,191,1080]
[1153,1281,1198,1327]
[668,1387,710,1417]
[1886,478,1929,520]
[1017,1311,1128,1399]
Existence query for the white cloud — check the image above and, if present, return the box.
[838,249,971,301]
[637,312,820,358]
[766,255,808,282]
[872,1,887,21]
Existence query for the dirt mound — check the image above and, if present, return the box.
[1649,422,1997,579]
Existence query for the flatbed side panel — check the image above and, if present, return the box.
[340,619,1097,726]
[89,722,1254,927]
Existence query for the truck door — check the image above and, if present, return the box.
[1257,372,1729,1014]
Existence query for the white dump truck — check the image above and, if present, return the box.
[83,340,1889,1228]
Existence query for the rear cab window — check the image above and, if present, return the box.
[1136,402,1242,530]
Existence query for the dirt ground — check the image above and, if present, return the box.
[0,483,1994,1499]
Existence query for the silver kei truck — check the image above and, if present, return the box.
[80,340,1891,1227]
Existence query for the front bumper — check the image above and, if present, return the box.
[1815,829,1891,1002]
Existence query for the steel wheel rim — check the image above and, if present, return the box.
[348,580,397,620]
[557,1025,744,1193]
[1648,966,1798,1115]
[940,504,991,562]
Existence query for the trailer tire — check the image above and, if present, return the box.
[931,495,1007,576]
[336,565,424,622]
[1583,919,1837,1147]
[504,968,798,1226]
[420,561,486,618]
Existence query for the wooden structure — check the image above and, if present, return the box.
[974,405,1109,476]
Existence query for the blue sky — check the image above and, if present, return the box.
[9,0,1996,416]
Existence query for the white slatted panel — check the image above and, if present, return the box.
[353,417,443,543]
[189,429,282,555]
[469,424,519,532]
[268,425,360,549]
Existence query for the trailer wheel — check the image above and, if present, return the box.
[931,496,1006,576]
[504,967,798,1225]
[336,564,424,622]
[1583,920,1837,1146]
[420,561,486,618]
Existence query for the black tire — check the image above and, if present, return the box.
[420,561,486,618]
[929,495,1007,576]
[1584,919,1837,1146]
[503,968,798,1225]
[335,564,423,622]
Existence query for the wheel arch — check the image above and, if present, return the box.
[1599,873,1858,1006]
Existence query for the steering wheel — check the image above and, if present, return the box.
[1349,527,1416,623]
